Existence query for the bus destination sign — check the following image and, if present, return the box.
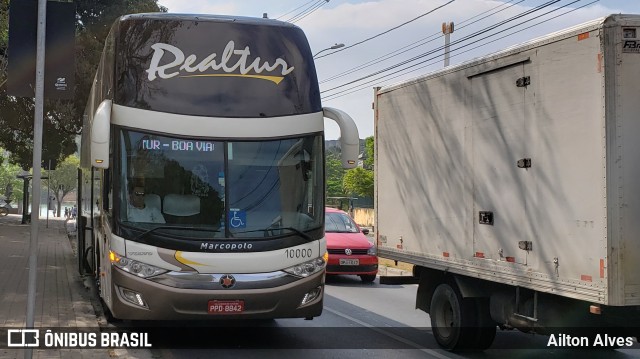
[141,139,215,152]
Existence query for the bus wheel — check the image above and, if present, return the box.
[429,283,476,350]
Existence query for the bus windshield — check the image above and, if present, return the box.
[117,129,324,240]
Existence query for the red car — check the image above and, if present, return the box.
[324,207,378,282]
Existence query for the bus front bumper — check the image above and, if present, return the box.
[108,267,325,320]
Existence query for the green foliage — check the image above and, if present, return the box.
[0,148,24,204]
[0,0,8,92]
[0,0,7,56]
[325,138,375,202]
[325,151,346,197]
[0,0,166,169]
[342,167,374,199]
[364,136,374,169]
[45,155,79,216]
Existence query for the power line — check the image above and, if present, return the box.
[314,0,456,59]
[322,0,573,99]
[275,0,318,20]
[290,1,329,23]
[319,0,526,84]
[321,0,562,94]
[322,0,596,102]
[381,0,599,93]
[286,0,328,23]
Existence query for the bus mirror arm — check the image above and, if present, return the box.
[91,100,112,169]
[323,107,359,169]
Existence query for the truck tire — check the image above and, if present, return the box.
[468,298,496,350]
[429,283,477,350]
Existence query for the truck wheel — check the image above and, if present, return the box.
[0,207,8,216]
[429,283,476,350]
[468,298,496,350]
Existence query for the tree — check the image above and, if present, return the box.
[0,0,7,72]
[0,148,23,205]
[325,151,346,198]
[0,0,167,169]
[44,155,79,217]
[0,0,7,66]
[363,136,374,169]
[325,137,375,204]
[342,167,374,199]
[339,136,374,202]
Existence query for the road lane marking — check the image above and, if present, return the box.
[323,306,462,359]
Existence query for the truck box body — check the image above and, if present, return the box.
[375,15,640,307]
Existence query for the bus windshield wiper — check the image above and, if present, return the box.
[231,227,312,241]
[134,226,220,242]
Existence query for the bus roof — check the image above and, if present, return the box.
[119,12,298,29]
[99,12,321,118]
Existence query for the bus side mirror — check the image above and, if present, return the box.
[91,100,111,169]
[323,107,359,169]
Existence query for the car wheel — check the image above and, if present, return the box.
[0,207,8,216]
[359,274,376,283]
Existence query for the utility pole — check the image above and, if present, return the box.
[25,0,47,358]
[442,21,454,67]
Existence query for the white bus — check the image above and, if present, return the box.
[78,13,359,321]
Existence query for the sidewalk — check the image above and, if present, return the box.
[0,213,137,359]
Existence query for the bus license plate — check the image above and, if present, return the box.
[340,258,359,266]
[208,300,244,314]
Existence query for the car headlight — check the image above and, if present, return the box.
[109,251,168,278]
[367,244,377,256]
[284,257,326,278]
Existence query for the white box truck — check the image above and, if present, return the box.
[374,14,640,350]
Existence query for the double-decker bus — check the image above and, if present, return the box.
[78,13,359,321]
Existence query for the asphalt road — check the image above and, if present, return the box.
[103,274,640,359]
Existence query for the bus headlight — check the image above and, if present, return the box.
[110,251,168,278]
[367,244,377,256]
[284,257,325,278]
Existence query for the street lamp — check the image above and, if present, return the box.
[313,43,345,58]
[442,21,454,67]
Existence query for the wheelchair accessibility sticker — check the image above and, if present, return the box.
[229,209,246,228]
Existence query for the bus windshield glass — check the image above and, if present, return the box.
[117,129,323,240]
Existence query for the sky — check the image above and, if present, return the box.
[156,0,640,139]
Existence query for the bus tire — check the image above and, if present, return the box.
[429,282,476,351]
